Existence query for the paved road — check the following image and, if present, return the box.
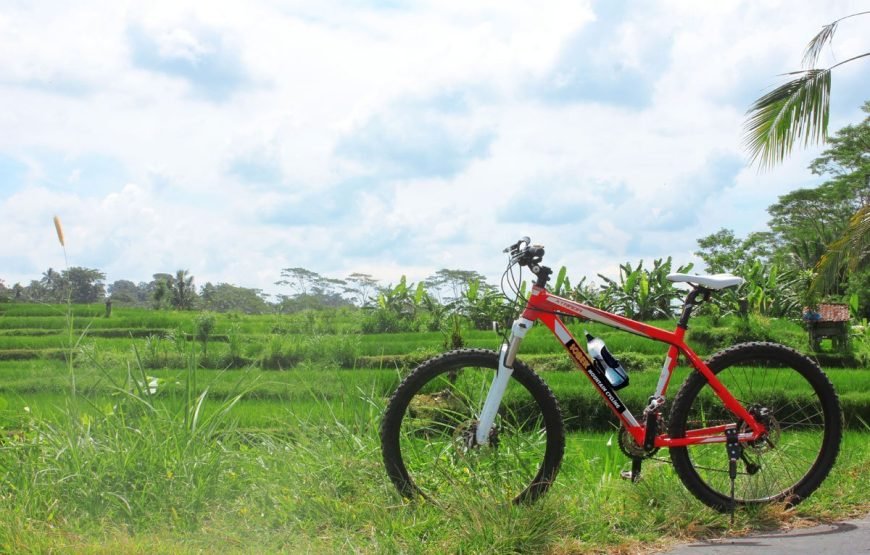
[658,514,870,555]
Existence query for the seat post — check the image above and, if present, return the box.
[677,287,709,329]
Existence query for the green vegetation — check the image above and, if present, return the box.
[0,300,867,552]
[742,11,869,321]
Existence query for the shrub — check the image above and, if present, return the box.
[361,310,418,334]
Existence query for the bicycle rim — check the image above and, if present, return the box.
[384,351,562,503]
[670,343,841,508]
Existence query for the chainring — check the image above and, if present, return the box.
[618,427,658,458]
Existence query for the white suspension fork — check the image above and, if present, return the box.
[475,317,534,445]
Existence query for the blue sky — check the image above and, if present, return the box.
[0,1,867,297]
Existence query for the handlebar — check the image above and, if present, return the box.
[504,237,545,267]
[505,236,551,286]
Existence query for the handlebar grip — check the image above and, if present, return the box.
[504,236,531,254]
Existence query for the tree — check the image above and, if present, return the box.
[108,280,139,304]
[597,257,693,320]
[63,267,106,303]
[200,282,271,314]
[152,274,171,310]
[343,272,380,307]
[362,276,427,333]
[39,268,67,302]
[766,179,860,271]
[135,280,158,306]
[423,269,487,303]
[810,103,870,294]
[744,12,869,302]
[169,269,197,310]
[276,267,323,297]
[275,267,348,311]
[459,278,511,330]
[695,229,757,273]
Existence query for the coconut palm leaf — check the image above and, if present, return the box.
[746,11,869,170]
[803,11,870,68]
[744,69,831,169]
[812,204,870,292]
[802,22,838,69]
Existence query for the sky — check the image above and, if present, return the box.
[1,0,868,299]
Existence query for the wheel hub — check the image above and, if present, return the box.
[453,420,499,453]
[741,405,781,454]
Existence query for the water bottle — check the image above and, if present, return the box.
[586,332,629,390]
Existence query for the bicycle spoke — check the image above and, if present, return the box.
[670,343,840,509]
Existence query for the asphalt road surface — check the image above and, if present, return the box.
[658,514,870,555]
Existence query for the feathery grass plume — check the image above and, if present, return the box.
[53,215,65,247]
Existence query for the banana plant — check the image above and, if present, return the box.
[461,279,512,330]
[597,257,693,319]
[735,260,801,317]
[552,266,571,296]
[377,276,427,319]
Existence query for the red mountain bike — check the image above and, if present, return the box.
[381,238,842,512]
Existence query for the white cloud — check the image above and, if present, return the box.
[0,0,865,295]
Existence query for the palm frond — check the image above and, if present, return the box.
[803,11,870,68]
[743,69,830,169]
[802,22,838,68]
[812,204,870,293]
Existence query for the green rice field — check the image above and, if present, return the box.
[0,302,867,552]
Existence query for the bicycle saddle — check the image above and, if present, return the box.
[666,273,744,290]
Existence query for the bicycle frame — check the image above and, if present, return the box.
[475,284,767,448]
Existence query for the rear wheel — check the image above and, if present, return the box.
[380,349,565,504]
[669,342,842,511]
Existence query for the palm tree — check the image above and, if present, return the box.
[813,202,870,289]
[170,269,196,310]
[744,12,869,294]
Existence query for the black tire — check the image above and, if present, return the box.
[669,342,842,512]
[380,349,565,504]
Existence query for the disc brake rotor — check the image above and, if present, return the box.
[453,420,499,454]
[740,406,781,455]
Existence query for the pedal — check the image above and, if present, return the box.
[620,457,643,482]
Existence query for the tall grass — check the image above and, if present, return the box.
[0,218,249,544]
[0,351,249,538]
[4,386,866,552]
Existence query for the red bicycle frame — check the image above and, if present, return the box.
[519,285,767,448]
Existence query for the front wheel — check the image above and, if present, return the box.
[380,349,565,504]
[669,342,842,512]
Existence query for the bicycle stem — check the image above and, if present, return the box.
[476,317,534,445]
